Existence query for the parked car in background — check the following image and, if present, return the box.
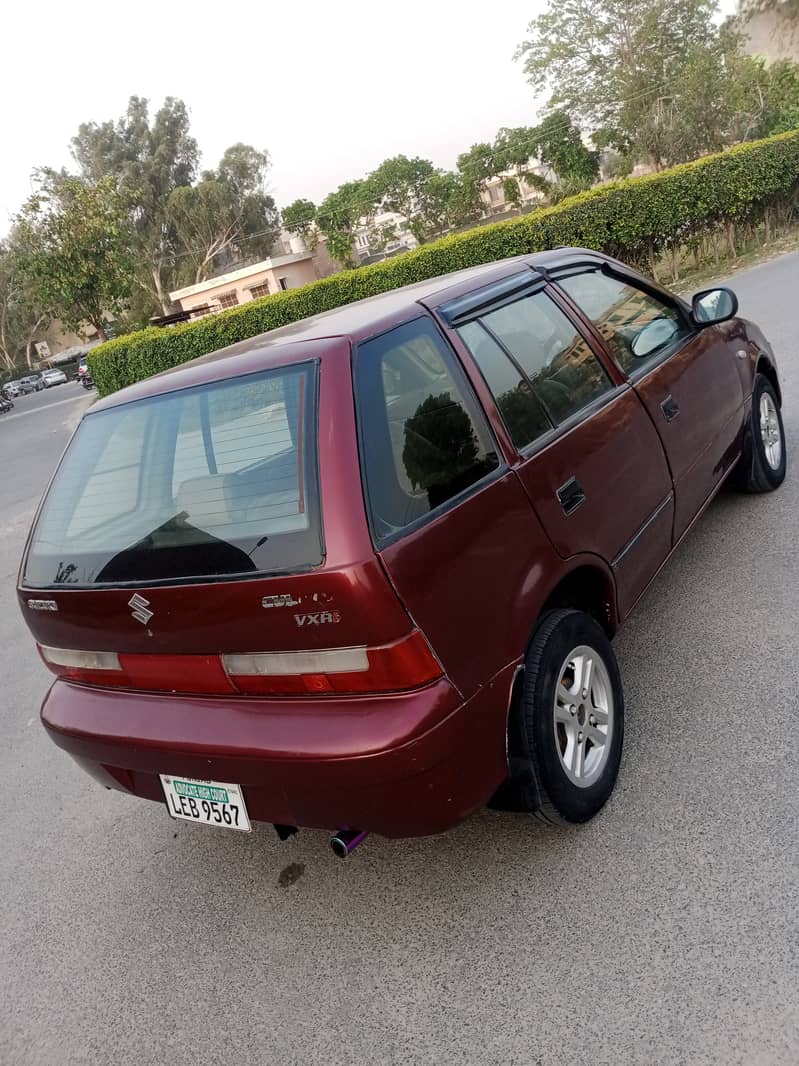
[18,375,43,394]
[4,381,22,399]
[18,249,785,856]
[41,368,68,388]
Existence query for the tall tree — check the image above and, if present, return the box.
[169,144,279,283]
[71,96,198,313]
[0,232,51,371]
[15,174,134,341]
[515,0,731,167]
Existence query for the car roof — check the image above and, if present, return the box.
[93,247,609,412]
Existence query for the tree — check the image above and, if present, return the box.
[281,198,317,240]
[422,171,482,232]
[15,174,134,341]
[369,155,436,241]
[726,55,799,142]
[316,179,379,267]
[71,96,199,314]
[0,233,51,371]
[532,112,599,184]
[515,0,732,167]
[168,145,279,283]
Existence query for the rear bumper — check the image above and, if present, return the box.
[41,668,515,838]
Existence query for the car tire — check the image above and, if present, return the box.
[736,374,786,493]
[513,609,624,826]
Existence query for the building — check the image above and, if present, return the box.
[169,238,338,318]
[354,209,419,265]
[479,164,552,216]
[740,2,799,64]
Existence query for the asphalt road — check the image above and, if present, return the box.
[2,256,798,1066]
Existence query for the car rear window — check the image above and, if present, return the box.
[24,363,322,587]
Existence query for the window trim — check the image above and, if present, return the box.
[438,270,543,327]
[352,314,509,551]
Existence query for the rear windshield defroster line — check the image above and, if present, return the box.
[23,362,323,588]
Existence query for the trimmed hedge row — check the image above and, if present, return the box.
[90,130,799,396]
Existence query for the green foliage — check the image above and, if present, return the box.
[515,0,742,167]
[71,96,198,315]
[457,115,597,208]
[534,112,599,184]
[0,231,51,370]
[281,198,317,238]
[727,56,799,141]
[89,131,799,398]
[316,179,378,267]
[168,145,278,284]
[16,174,135,340]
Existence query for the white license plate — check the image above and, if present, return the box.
[159,775,251,832]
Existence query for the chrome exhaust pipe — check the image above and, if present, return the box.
[330,828,368,858]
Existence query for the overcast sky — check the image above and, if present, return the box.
[1,0,739,234]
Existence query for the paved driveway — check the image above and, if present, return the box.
[1,257,798,1065]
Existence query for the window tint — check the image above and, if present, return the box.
[357,317,500,541]
[25,364,321,587]
[480,291,612,425]
[458,320,551,449]
[559,270,692,374]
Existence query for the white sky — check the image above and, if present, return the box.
[1,0,739,234]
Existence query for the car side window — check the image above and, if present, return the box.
[558,270,693,375]
[457,320,552,449]
[475,291,613,427]
[356,317,500,542]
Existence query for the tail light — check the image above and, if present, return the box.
[38,630,442,697]
[223,631,442,695]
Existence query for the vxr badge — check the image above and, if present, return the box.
[128,593,154,625]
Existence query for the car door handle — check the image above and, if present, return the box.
[660,395,680,422]
[557,477,586,516]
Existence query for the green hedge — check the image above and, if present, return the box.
[90,130,799,396]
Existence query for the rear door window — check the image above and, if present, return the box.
[24,363,321,587]
[477,291,612,425]
[356,317,500,543]
[457,320,552,450]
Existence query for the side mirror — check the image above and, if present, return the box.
[691,287,738,326]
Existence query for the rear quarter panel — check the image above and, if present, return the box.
[378,471,563,699]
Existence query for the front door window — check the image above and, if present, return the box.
[558,271,692,375]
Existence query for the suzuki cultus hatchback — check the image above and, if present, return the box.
[19,249,786,855]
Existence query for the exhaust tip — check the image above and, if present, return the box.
[330,828,367,859]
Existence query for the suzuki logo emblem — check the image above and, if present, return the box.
[128,593,154,625]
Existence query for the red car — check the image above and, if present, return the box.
[18,249,785,855]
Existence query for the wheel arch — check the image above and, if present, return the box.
[490,559,619,812]
[756,354,782,406]
[536,560,619,640]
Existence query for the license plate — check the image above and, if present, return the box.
[159,775,251,832]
